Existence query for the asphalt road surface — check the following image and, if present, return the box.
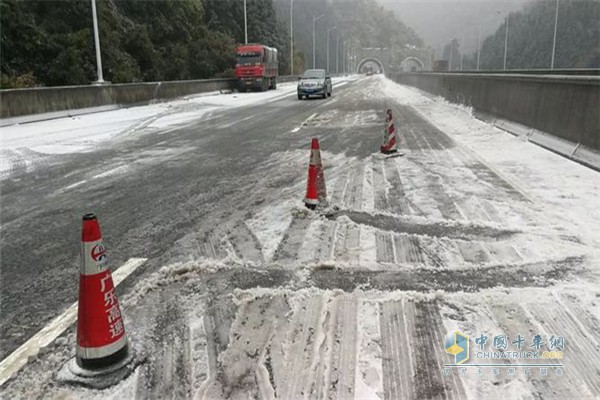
[1,75,599,399]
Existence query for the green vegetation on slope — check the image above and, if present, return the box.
[0,0,284,88]
[451,0,600,70]
[0,0,421,88]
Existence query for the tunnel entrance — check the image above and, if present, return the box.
[356,58,385,74]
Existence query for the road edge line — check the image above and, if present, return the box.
[0,257,147,387]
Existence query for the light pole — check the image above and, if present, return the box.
[449,40,453,71]
[327,26,336,73]
[244,0,248,44]
[313,14,325,69]
[551,0,560,69]
[476,25,481,70]
[290,0,294,75]
[503,10,510,70]
[460,35,464,71]
[336,35,340,74]
[343,41,346,73]
[90,0,104,84]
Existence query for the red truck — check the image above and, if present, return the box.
[235,44,278,92]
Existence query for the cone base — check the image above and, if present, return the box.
[304,202,317,210]
[76,343,128,370]
[58,345,142,389]
[380,147,398,155]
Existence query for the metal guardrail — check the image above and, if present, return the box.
[408,69,600,76]
[0,75,308,119]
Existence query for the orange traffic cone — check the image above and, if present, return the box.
[380,108,398,154]
[304,138,327,210]
[76,213,128,369]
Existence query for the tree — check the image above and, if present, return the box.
[475,0,599,70]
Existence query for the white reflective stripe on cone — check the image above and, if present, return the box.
[304,197,319,205]
[310,149,322,165]
[77,335,127,359]
[81,240,109,276]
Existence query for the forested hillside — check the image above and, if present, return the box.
[447,0,600,70]
[0,0,284,88]
[273,0,422,73]
[1,0,420,88]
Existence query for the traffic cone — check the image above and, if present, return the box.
[304,138,327,210]
[76,213,128,369]
[380,108,398,154]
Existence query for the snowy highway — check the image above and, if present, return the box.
[1,75,599,398]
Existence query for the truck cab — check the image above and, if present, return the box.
[235,44,278,92]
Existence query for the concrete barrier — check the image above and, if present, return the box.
[387,72,600,151]
[0,75,302,119]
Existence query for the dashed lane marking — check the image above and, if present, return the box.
[0,257,147,387]
[63,180,87,191]
[291,112,319,133]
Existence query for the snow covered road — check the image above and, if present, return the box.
[1,75,598,398]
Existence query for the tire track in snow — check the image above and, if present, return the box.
[413,301,466,400]
[333,219,361,266]
[343,164,365,210]
[227,221,264,263]
[276,294,328,399]
[372,159,391,212]
[394,234,425,265]
[376,232,396,264]
[383,158,413,215]
[526,300,600,397]
[328,295,357,399]
[272,217,312,265]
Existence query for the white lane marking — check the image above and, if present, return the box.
[92,165,129,180]
[0,257,147,387]
[302,113,319,126]
[291,112,319,133]
[64,180,87,190]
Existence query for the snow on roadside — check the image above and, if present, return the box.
[379,75,600,250]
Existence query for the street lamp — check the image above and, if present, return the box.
[503,9,510,70]
[90,0,104,84]
[290,0,294,75]
[460,34,464,71]
[313,14,325,69]
[327,26,336,73]
[476,24,481,70]
[336,35,341,74]
[551,0,560,69]
[244,0,248,44]
[449,40,453,71]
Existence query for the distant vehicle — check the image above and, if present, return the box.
[235,44,278,92]
[297,69,332,100]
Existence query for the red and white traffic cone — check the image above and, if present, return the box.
[76,213,128,369]
[304,138,327,210]
[380,108,399,154]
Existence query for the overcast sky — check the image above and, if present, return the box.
[376,0,533,53]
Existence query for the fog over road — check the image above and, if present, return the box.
[1,75,598,398]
